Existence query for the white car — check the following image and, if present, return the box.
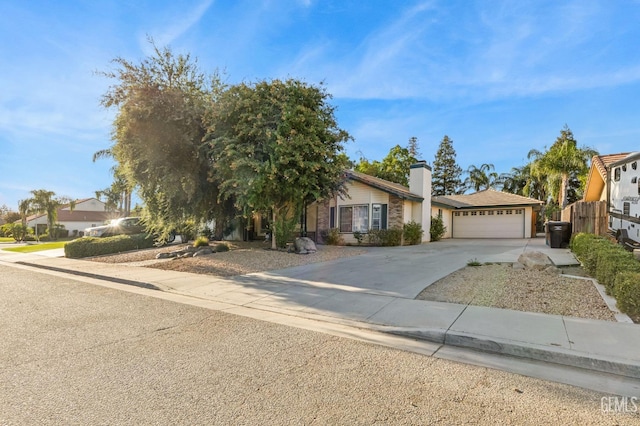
[84,217,145,238]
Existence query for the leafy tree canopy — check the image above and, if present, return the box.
[354,138,421,186]
[205,78,351,248]
[98,41,231,238]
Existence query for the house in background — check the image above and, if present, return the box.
[25,198,116,237]
[308,161,432,245]
[583,152,632,202]
[432,190,543,239]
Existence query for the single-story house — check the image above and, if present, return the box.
[432,190,543,239]
[583,152,632,202]
[25,198,116,237]
[309,162,433,244]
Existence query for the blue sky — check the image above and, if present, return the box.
[1,0,640,210]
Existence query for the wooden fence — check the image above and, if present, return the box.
[561,201,608,235]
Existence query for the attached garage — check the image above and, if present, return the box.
[432,189,543,239]
[452,208,526,238]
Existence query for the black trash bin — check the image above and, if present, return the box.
[546,221,572,248]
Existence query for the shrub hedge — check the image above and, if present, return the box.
[64,234,155,258]
[570,233,640,317]
[367,228,402,246]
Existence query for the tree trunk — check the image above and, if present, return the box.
[560,173,569,208]
[271,209,277,250]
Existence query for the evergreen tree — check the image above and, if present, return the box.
[431,135,462,195]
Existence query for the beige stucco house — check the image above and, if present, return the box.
[305,162,432,244]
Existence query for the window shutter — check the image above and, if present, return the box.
[381,204,388,230]
[330,207,335,228]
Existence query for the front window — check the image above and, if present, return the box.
[372,204,382,230]
[339,205,369,233]
[614,167,621,182]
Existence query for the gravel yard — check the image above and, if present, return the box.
[89,240,367,277]
[416,263,617,322]
[90,242,622,322]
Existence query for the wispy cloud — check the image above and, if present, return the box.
[143,0,215,49]
[291,0,640,102]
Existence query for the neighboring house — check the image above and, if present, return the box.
[310,162,432,244]
[432,190,543,239]
[25,198,116,237]
[583,152,632,202]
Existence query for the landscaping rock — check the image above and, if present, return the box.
[193,247,213,257]
[156,252,176,259]
[517,251,553,270]
[294,237,317,255]
[512,262,525,270]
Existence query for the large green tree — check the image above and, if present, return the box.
[98,42,230,239]
[431,135,463,196]
[530,125,597,207]
[354,137,422,186]
[355,142,419,186]
[205,78,351,249]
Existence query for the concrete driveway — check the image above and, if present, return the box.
[252,237,576,299]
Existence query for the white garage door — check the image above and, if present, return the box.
[452,208,525,238]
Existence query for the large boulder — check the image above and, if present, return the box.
[517,251,554,270]
[294,237,317,255]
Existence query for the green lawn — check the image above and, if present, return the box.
[0,237,14,243]
[2,241,67,253]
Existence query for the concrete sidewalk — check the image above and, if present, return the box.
[1,240,639,385]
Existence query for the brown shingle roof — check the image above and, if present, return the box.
[432,189,543,209]
[346,170,424,202]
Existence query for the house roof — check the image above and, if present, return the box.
[345,170,424,202]
[432,189,543,209]
[26,210,114,223]
[583,152,633,201]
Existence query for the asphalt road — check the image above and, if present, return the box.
[0,264,637,425]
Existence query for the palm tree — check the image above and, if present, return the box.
[18,199,31,227]
[93,148,133,216]
[530,125,597,207]
[29,190,59,239]
[463,163,499,192]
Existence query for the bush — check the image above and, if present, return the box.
[321,228,343,245]
[64,234,155,258]
[571,232,640,312]
[352,231,365,245]
[403,221,424,245]
[368,228,402,246]
[430,216,446,242]
[595,249,640,294]
[214,242,229,252]
[614,272,640,317]
[273,214,298,249]
[193,236,210,247]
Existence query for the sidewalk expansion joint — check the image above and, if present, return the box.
[14,261,162,291]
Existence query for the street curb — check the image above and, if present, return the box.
[390,328,640,379]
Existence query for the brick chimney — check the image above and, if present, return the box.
[409,161,432,242]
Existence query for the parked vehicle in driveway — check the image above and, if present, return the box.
[84,217,146,238]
